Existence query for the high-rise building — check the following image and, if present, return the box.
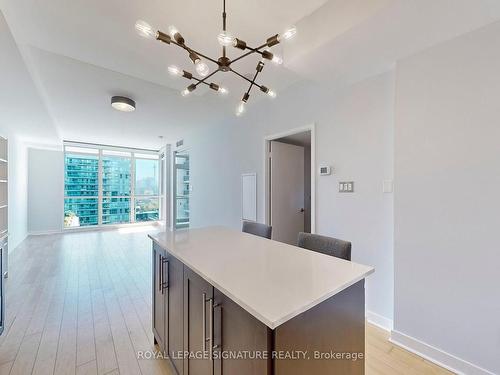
[64,149,160,227]
[64,154,99,227]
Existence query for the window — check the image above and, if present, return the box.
[102,153,131,224]
[64,153,99,227]
[64,143,161,228]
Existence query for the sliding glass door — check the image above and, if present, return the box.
[134,156,160,222]
[102,151,131,225]
[64,143,160,229]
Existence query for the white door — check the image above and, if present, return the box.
[270,141,305,245]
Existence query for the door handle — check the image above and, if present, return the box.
[300,208,305,212]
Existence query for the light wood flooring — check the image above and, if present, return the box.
[0,229,454,375]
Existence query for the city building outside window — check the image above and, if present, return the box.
[64,143,161,228]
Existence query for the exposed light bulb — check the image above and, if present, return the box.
[217,31,236,47]
[236,101,246,116]
[181,88,190,97]
[218,87,228,95]
[168,65,181,76]
[279,26,297,41]
[135,20,156,40]
[168,25,180,38]
[271,55,283,65]
[195,60,210,77]
[267,90,277,98]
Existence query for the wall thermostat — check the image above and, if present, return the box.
[319,166,332,176]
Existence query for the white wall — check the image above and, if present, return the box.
[183,72,395,323]
[28,148,64,234]
[394,21,500,374]
[7,136,28,250]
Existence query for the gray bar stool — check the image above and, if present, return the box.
[297,232,351,261]
[242,221,272,239]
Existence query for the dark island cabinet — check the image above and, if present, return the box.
[152,245,272,375]
[151,230,367,375]
[212,289,272,375]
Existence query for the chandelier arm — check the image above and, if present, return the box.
[186,47,220,65]
[193,69,220,87]
[169,40,220,65]
[230,68,263,90]
[223,0,226,31]
[222,0,227,58]
[245,68,261,96]
[230,42,268,65]
[196,80,215,88]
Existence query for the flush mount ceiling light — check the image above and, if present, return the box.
[111,96,136,112]
[135,0,296,116]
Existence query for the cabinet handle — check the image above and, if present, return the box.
[202,293,207,352]
[158,254,162,292]
[208,298,214,360]
[213,302,221,353]
[161,258,169,294]
[208,300,223,360]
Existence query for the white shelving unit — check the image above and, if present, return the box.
[0,136,7,237]
[0,135,7,335]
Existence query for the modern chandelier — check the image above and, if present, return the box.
[135,0,297,116]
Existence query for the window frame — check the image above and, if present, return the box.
[63,142,162,230]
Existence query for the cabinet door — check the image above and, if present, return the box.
[213,289,272,375]
[152,244,166,350]
[168,255,184,374]
[184,268,213,375]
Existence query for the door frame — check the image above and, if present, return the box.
[159,144,171,229]
[171,147,190,230]
[264,123,316,235]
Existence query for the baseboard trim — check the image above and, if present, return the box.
[390,330,495,375]
[366,310,393,331]
[28,222,161,237]
[28,229,63,236]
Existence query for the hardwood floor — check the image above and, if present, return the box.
[0,229,454,375]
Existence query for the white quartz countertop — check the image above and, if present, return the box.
[149,226,374,329]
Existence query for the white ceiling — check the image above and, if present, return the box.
[2,0,500,148]
[287,0,500,87]
[23,47,234,149]
[1,0,323,90]
[0,12,58,144]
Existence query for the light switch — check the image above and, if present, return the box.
[339,181,354,193]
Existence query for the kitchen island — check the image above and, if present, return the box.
[149,226,374,375]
